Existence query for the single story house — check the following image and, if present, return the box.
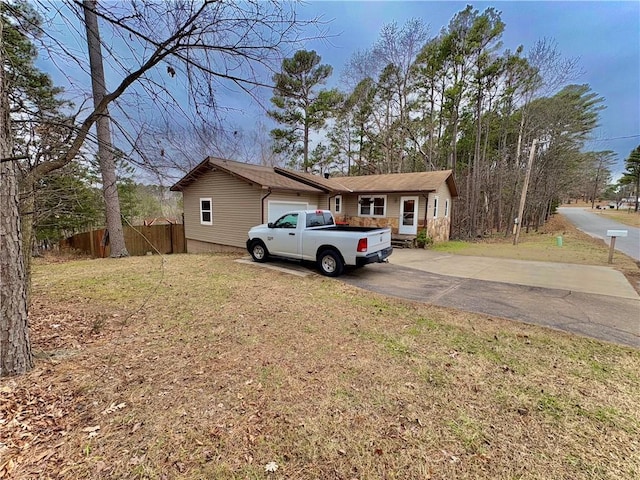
[170,157,458,253]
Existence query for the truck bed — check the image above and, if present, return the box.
[312,225,385,232]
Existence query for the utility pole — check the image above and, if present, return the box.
[513,138,538,246]
[83,0,129,257]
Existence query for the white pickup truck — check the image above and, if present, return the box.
[246,210,393,277]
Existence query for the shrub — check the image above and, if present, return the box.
[415,229,433,248]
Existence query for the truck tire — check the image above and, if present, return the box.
[249,240,269,263]
[317,249,344,277]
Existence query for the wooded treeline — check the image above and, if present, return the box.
[268,7,614,238]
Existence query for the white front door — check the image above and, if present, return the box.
[399,196,419,235]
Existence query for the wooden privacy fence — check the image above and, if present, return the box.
[61,224,185,257]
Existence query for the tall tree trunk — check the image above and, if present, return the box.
[1,20,33,376]
[450,107,459,171]
[437,76,445,168]
[83,0,128,257]
[20,179,36,287]
[470,84,483,236]
[303,119,309,172]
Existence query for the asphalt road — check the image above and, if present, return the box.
[559,207,640,261]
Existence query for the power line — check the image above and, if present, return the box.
[590,134,640,142]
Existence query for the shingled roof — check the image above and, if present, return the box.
[170,157,324,193]
[172,158,457,197]
[337,170,457,196]
[275,167,458,196]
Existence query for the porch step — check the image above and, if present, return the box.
[391,238,414,249]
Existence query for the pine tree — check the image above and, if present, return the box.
[269,50,340,171]
[621,145,640,211]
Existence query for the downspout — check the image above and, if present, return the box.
[261,188,272,224]
[421,192,430,234]
[449,198,454,240]
[327,193,339,210]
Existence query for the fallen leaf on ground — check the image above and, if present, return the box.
[102,402,126,415]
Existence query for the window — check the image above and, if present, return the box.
[323,212,335,225]
[433,196,439,218]
[334,195,342,214]
[444,199,450,218]
[306,211,335,227]
[358,195,386,217]
[306,212,324,227]
[200,198,212,225]
[273,213,298,229]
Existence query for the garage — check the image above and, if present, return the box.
[267,201,317,223]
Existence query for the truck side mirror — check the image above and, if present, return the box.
[267,222,274,228]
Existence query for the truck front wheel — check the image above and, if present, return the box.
[317,249,344,277]
[249,240,269,263]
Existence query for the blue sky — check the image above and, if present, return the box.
[300,1,640,178]
[37,1,640,179]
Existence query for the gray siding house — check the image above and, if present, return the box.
[170,158,329,252]
[275,168,458,243]
[171,157,458,252]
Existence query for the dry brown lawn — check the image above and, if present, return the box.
[1,251,639,479]
[594,208,640,228]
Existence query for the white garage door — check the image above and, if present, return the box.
[268,201,315,223]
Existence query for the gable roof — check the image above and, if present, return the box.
[170,157,324,193]
[171,157,457,197]
[275,167,458,197]
[338,170,458,196]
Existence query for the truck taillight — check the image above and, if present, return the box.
[357,238,368,252]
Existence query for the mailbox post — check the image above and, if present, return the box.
[606,229,628,264]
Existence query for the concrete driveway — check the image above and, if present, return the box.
[341,249,640,348]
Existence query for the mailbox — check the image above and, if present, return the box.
[605,229,628,264]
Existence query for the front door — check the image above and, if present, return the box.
[399,196,418,235]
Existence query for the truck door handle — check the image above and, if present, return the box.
[288,232,295,236]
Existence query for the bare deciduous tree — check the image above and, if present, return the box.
[83,0,128,257]
[1,0,324,375]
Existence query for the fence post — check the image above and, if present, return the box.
[169,223,174,254]
[182,213,186,253]
[89,228,95,258]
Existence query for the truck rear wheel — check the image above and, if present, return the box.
[249,240,269,263]
[317,249,344,277]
